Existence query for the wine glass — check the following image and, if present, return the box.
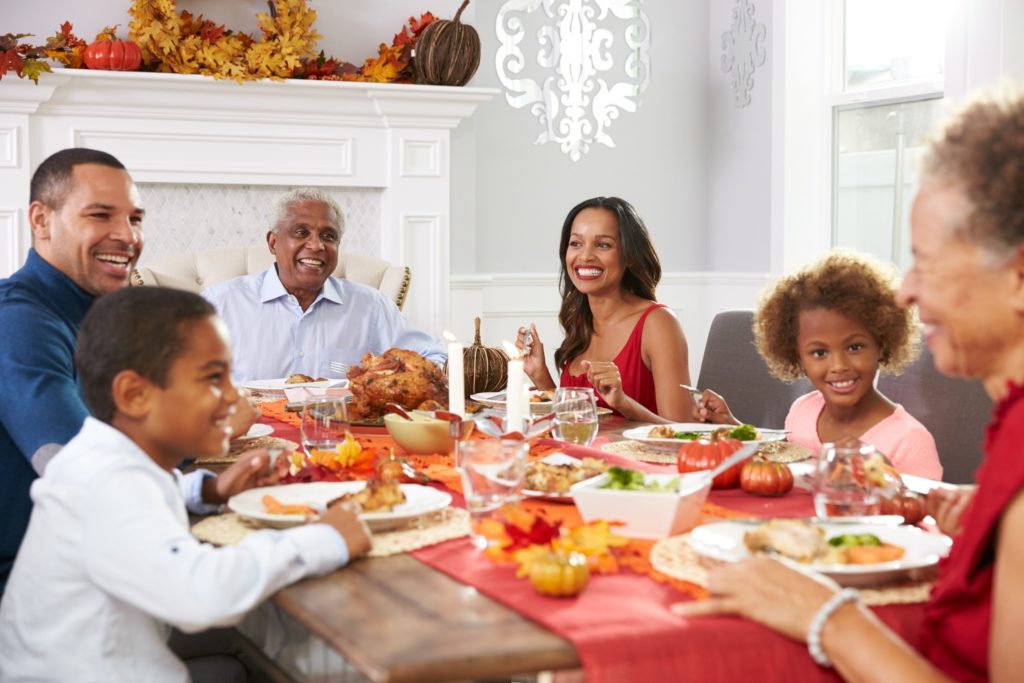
[552,387,599,446]
[813,438,883,518]
[300,398,350,460]
[458,439,528,549]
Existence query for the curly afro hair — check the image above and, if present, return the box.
[753,250,919,381]
[923,88,1024,257]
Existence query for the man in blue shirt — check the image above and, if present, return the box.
[203,189,446,382]
[0,148,146,592]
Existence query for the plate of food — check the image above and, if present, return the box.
[228,481,452,531]
[237,423,274,440]
[523,453,610,502]
[241,375,335,393]
[687,519,952,586]
[621,423,787,446]
[470,389,556,414]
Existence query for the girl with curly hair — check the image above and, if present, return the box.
[516,197,694,422]
[696,250,941,478]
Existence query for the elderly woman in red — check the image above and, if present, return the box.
[674,91,1024,682]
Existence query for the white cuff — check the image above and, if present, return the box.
[807,588,860,667]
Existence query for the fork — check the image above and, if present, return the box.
[679,383,704,400]
[328,361,350,375]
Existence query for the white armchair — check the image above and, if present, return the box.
[131,245,411,310]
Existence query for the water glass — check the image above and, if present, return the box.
[552,387,599,446]
[300,398,350,458]
[458,439,528,549]
[813,438,883,518]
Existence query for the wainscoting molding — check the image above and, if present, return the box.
[450,271,773,380]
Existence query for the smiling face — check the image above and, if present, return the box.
[897,182,1020,383]
[796,307,882,410]
[140,316,239,467]
[564,207,626,295]
[30,163,144,296]
[267,199,340,307]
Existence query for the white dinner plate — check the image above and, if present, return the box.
[228,482,452,531]
[241,378,335,393]
[687,520,952,587]
[471,390,553,414]
[237,423,274,440]
[621,423,788,446]
[522,452,605,503]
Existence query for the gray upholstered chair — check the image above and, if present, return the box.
[131,245,411,310]
[696,310,811,430]
[878,344,992,485]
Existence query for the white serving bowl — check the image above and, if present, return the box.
[570,472,711,539]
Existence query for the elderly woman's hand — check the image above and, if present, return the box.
[671,556,838,642]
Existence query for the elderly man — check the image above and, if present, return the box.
[203,189,446,381]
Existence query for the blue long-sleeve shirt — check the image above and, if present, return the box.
[0,249,94,591]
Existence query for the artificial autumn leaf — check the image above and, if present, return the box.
[20,59,52,84]
[199,20,226,44]
[0,49,25,80]
[408,12,437,38]
[95,25,121,41]
[502,516,563,552]
[44,21,86,68]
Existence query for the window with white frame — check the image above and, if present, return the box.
[831,0,953,269]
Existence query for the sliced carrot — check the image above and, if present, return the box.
[262,494,318,517]
[846,543,905,564]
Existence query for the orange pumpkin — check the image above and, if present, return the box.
[739,458,794,497]
[527,551,590,598]
[84,39,142,71]
[880,490,928,525]
[677,433,744,489]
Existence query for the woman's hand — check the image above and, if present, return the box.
[228,388,261,441]
[583,360,626,410]
[671,556,837,642]
[927,486,976,537]
[693,389,740,425]
[517,324,555,389]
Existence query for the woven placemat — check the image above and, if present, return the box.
[191,508,470,557]
[601,440,678,464]
[194,436,300,467]
[650,534,933,606]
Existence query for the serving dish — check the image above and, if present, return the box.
[228,482,452,531]
[687,520,952,586]
[571,471,711,539]
[522,452,607,503]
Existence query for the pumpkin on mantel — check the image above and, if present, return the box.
[451,317,509,398]
[83,38,141,71]
[414,0,481,86]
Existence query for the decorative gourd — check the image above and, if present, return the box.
[526,551,590,598]
[83,38,142,71]
[677,430,744,489]
[454,317,509,398]
[880,490,928,525]
[414,0,481,86]
[739,456,794,497]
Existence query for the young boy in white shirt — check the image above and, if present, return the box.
[0,286,371,682]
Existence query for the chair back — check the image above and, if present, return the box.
[132,245,411,310]
[697,310,811,430]
[878,345,992,484]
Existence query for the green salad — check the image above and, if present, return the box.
[665,424,758,441]
[827,533,882,548]
[601,466,680,492]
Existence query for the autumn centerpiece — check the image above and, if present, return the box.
[456,317,509,398]
[415,0,481,86]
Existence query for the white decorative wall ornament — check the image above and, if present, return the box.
[721,0,766,108]
[496,0,651,161]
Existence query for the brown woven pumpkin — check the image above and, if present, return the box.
[458,317,509,397]
[415,0,481,86]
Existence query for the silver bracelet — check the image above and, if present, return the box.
[807,588,860,667]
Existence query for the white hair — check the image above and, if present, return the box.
[270,188,345,235]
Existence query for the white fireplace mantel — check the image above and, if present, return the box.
[0,69,498,335]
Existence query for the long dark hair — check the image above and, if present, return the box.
[554,197,662,371]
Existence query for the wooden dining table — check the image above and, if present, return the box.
[215,413,928,683]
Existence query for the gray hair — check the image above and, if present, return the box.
[270,188,345,235]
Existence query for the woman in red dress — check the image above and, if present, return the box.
[674,91,1024,682]
[517,197,695,422]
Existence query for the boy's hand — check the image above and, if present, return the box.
[204,449,282,505]
[318,503,372,558]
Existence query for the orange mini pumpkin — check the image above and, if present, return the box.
[880,490,928,525]
[739,457,794,497]
[84,39,142,71]
[677,431,744,489]
[527,551,590,598]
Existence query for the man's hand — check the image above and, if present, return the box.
[318,503,372,558]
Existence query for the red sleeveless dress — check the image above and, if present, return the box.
[558,303,665,416]
[920,381,1024,681]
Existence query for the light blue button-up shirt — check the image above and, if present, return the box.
[203,266,446,382]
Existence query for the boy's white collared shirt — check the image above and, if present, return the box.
[0,417,347,682]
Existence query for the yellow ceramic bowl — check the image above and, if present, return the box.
[383,413,474,455]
